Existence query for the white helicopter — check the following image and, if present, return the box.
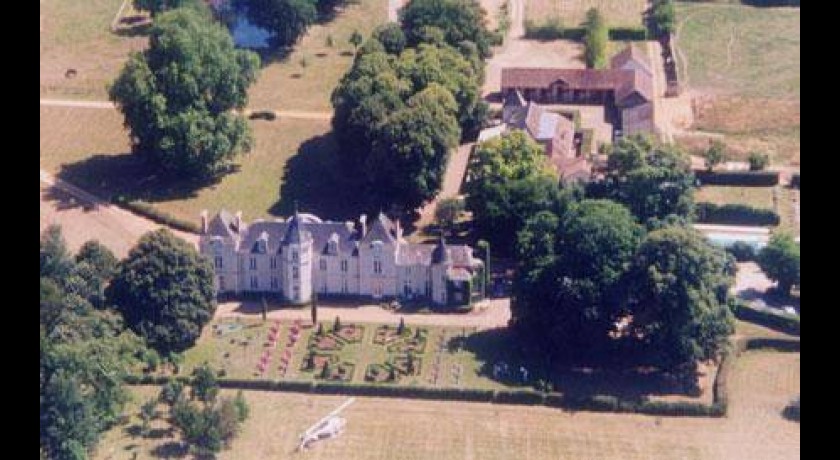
[296,397,355,451]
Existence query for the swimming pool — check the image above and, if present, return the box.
[704,232,768,250]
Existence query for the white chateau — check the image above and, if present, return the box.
[199,210,484,306]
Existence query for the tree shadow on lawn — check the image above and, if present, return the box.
[271,133,370,221]
[453,328,703,400]
[55,152,232,205]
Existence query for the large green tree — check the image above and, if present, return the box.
[512,200,643,355]
[109,8,260,179]
[400,0,493,58]
[592,134,695,226]
[624,226,735,372]
[758,232,800,295]
[466,131,565,248]
[106,229,216,354]
[367,84,460,210]
[331,40,485,211]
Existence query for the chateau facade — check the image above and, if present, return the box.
[199,210,483,306]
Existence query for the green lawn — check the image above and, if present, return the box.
[247,0,388,112]
[695,186,775,209]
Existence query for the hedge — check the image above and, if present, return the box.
[733,303,800,336]
[696,202,780,226]
[608,27,648,40]
[493,389,546,405]
[122,377,728,417]
[524,23,647,41]
[791,173,799,189]
[112,196,201,234]
[695,170,780,186]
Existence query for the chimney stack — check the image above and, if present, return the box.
[235,211,243,232]
[200,210,208,234]
[359,215,367,237]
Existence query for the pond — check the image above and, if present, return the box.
[212,0,273,49]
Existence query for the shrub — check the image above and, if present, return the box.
[695,170,780,186]
[747,152,770,171]
[725,241,757,262]
[112,196,201,233]
[696,202,780,226]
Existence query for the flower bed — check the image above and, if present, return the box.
[390,355,423,377]
[335,324,364,343]
[309,333,343,352]
[386,335,428,354]
[365,363,398,383]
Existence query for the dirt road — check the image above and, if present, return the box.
[215,296,511,329]
[40,169,198,257]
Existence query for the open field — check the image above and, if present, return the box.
[98,341,799,460]
[40,105,361,225]
[696,185,775,209]
[40,0,147,100]
[525,0,647,27]
[247,0,388,112]
[675,2,800,166]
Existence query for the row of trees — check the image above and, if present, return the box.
[331,0,493,212]
[41,226,219,459]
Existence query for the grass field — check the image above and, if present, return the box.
[675,2,800,166]
[40,0,148,100]
[246,0,387,112]
[98,351,799,459]
[40,105,364,225]
[695,185,775,209]
[95,318,799,460]
[525,0,647,27]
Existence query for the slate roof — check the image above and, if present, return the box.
[610,44,652,76]
[362,212,397,244]
[207,209,238,237]
[236,217,358,256]
[500,66,653,107]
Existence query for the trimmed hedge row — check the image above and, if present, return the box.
[733,303,800,336]
[608,27,648,40]
[523,22,647,41]
[696,202,780,226]
[695,170,780,186]
[124,376,725,417]
[113,196,201,234]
